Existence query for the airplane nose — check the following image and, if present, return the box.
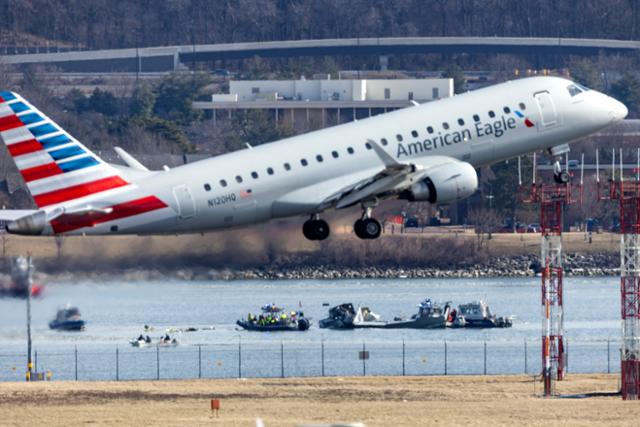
[609,98,628,122]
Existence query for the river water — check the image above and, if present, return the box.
[0,277,622,381]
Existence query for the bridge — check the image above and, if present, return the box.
[2,37,640,72]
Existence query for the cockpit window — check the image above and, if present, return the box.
[575,83,590,92]
[567,84,586,97]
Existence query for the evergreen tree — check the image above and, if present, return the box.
[88,88,118,116]
[154,72,211,125]
[130,83,156,118]
[568,58,603,90]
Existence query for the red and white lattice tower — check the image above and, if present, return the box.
[539,184,570,396]
[599,148,640,400]
[520,154,579,397]
[618,187,640,400]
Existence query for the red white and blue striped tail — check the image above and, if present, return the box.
[0,91,129,208]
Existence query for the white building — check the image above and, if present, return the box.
[195,77,453,127]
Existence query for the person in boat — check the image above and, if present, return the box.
[163,334,171,343]
[145,335,151,343]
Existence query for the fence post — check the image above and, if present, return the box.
[280,341,285,378]
[321,339,325,377]
[524,339,528,374]
[362,341,366,376]
[34,350,37,373]
[198,345,202,379]
[483,341,487,375]
[444,341,448,375]
[238,337,242,378]
[156,346,160,380]
[116,347,119,381]
[74,346,78,381]
[607,339,610,374]
[402,340,406,376]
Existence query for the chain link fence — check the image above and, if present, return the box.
[0,338,622,382]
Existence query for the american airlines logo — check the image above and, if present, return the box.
[396,112,533,158]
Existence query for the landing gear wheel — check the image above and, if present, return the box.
[302,219,330,241]
[354,218,382,239]
[553,170,570,184]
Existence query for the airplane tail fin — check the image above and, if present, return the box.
[0,91,129,208]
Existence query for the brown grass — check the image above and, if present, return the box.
[0,374,638,426]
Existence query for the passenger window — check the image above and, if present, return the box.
[396,134,403,142]
[220,179,227,187]
[316,155,323,162]
[365,142,372,150]
[267,167,274,175]
[488,110,495,118]
[411,130,418,138]
[503,106,511,114]
[235,175,243,183]
[332,151,339,158]
[442,122,449,130]
[473,114,480,122]
[519,102,526,110]
[381,138,388,146]
[284,162,291,171]
[204,183,211,191]
[301,158,308,166]
[251,172,258,179]
[457,118,464,126]
[347,147,354,154]
[427,126,434,134]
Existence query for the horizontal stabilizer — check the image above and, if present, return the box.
[114,147,149,171]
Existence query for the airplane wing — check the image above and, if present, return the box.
[320,140,465,209]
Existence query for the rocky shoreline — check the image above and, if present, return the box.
[33,252,620,281]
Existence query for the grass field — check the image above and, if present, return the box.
[1,374,637,426]
[0,229,618,263]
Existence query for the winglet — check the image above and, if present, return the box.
[114,147,149,171]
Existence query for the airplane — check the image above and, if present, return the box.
[0,76,628,240]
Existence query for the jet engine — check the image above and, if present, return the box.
[400,162,478,204]
[5,211,47,235]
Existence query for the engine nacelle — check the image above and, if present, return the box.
[401,162,478,204]
[5,211,47,235]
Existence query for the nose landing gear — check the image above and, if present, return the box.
[353,202,382,240]
[302,215,330,241]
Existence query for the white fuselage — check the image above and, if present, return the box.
[49,76,627,235]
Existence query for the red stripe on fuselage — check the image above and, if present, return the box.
[50,195,168,233]
[8,139,43,156]
[33,176,129,207]
[20,162,64,182]
[0,114,23,132]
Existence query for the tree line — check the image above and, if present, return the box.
[2,0,640,49]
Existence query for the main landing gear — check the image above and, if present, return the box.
[354,202,382,240]
[302,215,330,241]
